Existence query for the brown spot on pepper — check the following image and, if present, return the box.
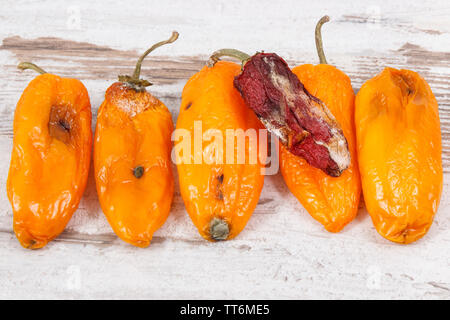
[133,166,144,178]
[59,119,70,131]
[216,173,224,200]
[185,102,192,110]
[27,239,37,249]
[48,105,74,145]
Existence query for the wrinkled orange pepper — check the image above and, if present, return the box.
[280,16,361,232]
[175,60,265,241]
[355,67,443,244]
[7,62,92,249]
[94,32,177,247]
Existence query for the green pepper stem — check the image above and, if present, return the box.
[131,31,179,81]
[208,49,251,67]
[315,15,330,64]
[17,62,47,74]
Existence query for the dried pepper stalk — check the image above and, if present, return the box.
[209,48,351,177]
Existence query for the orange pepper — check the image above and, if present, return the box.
[94,32,178,247]
[280,16,361,232]
[7,62,92,249]
[175,60,265,241]
[355,67,443,244]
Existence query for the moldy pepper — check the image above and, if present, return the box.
[7,62,92,249]
[94,32,178,247]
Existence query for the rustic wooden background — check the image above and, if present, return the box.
[0,0,449,299]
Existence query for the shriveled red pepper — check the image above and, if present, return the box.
[209,49,350,177]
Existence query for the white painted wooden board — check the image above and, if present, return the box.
[0,0,449,299]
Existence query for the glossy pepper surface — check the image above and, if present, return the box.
[355,67,442,244]
[94,33,177,247]
[7,62,92,249]
[280,16,361,232]
[175,60,265,241]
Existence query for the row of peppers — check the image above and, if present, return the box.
[7,17,442,249]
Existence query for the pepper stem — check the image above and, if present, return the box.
[208,49,251,67]
[118,31,179,90]
[17,62,47,74]
[132,31,179,80]
[315,15,330,64]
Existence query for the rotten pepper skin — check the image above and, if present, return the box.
[94,33,177,247]
[280,16,361,232]
[7,62,92,249]
[355,67,443,244]
[233,52,350,177]
[175,61,265,241]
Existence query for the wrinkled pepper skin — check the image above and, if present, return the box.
[234,53,350,177]
[7,73,92,249]
[355,67,442,244]
[94,82,174,247]
[280,64,361,232]
[176,61,265,241]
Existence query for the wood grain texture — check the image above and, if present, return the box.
[0,0,449,299]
